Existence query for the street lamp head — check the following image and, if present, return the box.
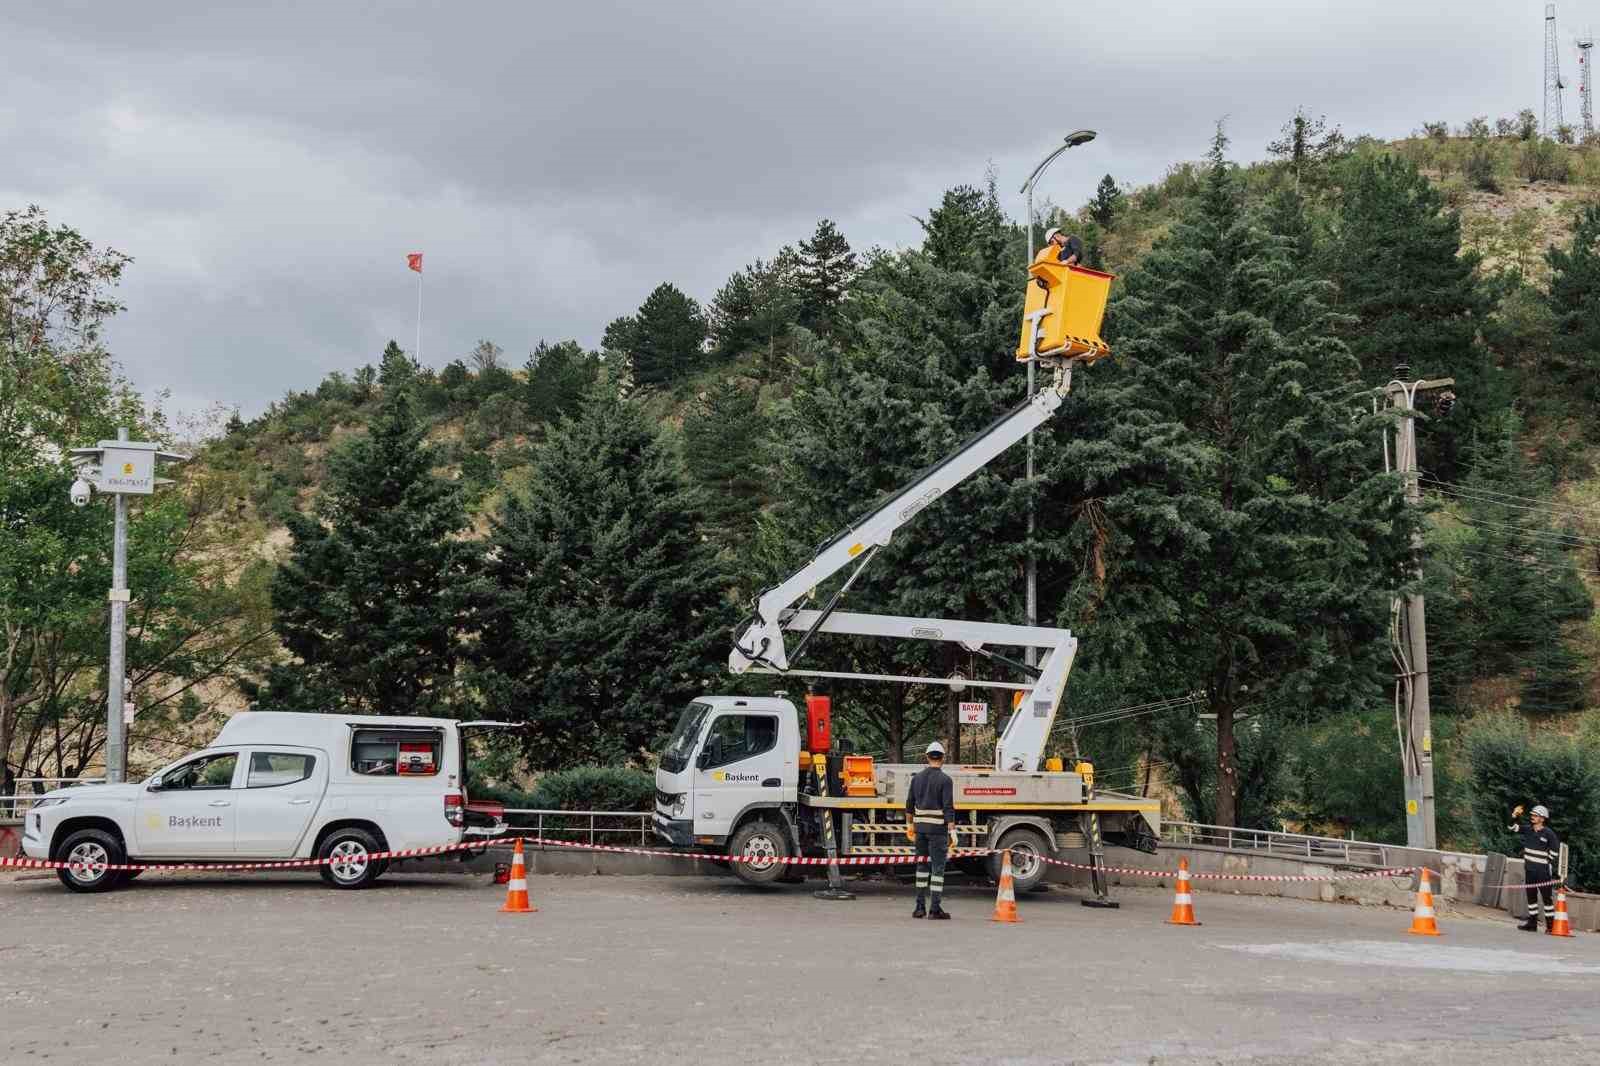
[70,478,93,507]
[1064,129,1097,147]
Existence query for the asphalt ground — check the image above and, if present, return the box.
[2,867,1597,1066]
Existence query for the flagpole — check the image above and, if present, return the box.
[415,268,423,362]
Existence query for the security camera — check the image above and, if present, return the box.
[70,479,93,507]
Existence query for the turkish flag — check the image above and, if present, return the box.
[407,252,423,273]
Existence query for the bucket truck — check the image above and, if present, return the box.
[654,263,1159,898]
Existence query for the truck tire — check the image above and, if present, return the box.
[55,828,126,893]
[990,827,1051,894]
[317,828,384,889]
[727,820,791,886]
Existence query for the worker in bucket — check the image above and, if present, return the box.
[1034,226,1084,267]
[1508,803,1561,932]
[906,740,958,919]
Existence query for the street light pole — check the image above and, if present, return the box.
[1019,130,1096,666]
[107,429,129,784]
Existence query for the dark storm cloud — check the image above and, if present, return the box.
[0,2,1551,417]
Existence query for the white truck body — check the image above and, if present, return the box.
[23,712,515,892]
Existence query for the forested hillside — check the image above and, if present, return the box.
[8,111,1600,874]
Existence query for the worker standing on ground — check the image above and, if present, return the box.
[907,740,958,919]
[1508,804,1561,932]
[1034,226,1084,267]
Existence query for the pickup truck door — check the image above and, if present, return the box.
[233,747,330,857]
[132,749,244,856]
[692,711,783,840]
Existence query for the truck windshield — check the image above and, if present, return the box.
[659,701,711,773]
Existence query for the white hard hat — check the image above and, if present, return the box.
[1044,227,1063,243]
[925,741,946,757]
[1532,804,1550,819]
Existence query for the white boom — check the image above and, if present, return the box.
[729,363,1085,772]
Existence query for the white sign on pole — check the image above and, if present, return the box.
[99,448,156,495]
[958,701,989,725]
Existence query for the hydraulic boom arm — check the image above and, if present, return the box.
[730,368,1074,675]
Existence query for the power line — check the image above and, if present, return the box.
[1448,515,1600,551]
[1422,477,1599,516]
[1426,484,1598,524]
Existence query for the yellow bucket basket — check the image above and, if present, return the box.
[1015,262,1114,363]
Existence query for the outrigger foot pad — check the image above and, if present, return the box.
[814,887,856,901]
[1080,899,1121,909]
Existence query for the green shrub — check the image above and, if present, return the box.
[1463,714,1600,889]
[530,766,655,811]
[1464,145,1500,193]
[1518,139,1571,183]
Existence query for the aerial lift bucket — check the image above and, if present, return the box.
[1016,262,1114,364]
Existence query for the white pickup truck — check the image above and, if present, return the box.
[21,712,519,893]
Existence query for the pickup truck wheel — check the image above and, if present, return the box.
[318,829,384,889]
[55,829,126,893]
[728,820,791,886]
[990,827,1051,894]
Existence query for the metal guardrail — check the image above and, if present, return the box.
[1161,820,1396,867]
[1,777,106,819]
[498,808,653,846]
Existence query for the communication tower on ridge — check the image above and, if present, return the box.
[1579,32,1595,138]
[1547,4,1567,136]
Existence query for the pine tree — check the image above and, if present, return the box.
[708,251,802,373]
[683,377,767,539]
[604,283,706,390]
[475,378,732,768]
[919,184,1009,278]
[1546,202,1600,422]
[795,219,858,337]
[522,339,598,426]
[378,339,417,395]
[261,389,480,714]
[1323,153,1498,479]
[1088,174,1123,230]
[1068,128,1417,827]
[1266,108,1346,189]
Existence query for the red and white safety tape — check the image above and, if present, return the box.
[1032,853,1422,883]
[9,835,1525,889]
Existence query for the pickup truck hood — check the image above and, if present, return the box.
[40,783,143,803]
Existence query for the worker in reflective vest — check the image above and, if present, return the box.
[906,740,958,920]
[1509,804,1561,932]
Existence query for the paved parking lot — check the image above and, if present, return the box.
[3,868,1598,1065]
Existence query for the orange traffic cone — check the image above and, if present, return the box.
[1165,856,1201,926]
[990,849,1021,923]
[1407,868,1440,936]
[500,837,536,914]
[1549,887,1575,938]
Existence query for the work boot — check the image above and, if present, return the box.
[1518,917,1539,932]
[928,906,951,920]
[911,902,926,919]
[1545,916,1556,933]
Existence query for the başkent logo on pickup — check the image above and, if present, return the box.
[168,815,226,829]
[962,787,1017,796]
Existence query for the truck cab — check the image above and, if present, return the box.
[654,696,801,849]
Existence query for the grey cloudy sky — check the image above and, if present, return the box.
[2,1,1561,418]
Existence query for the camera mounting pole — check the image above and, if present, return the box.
[67,429,189,783]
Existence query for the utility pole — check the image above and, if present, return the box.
[1380,370,1455,851]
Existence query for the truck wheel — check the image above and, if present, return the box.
[728,820,791,886]
[991,827,1052,894]
[318,828,384,889]
[55,828,126,893]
